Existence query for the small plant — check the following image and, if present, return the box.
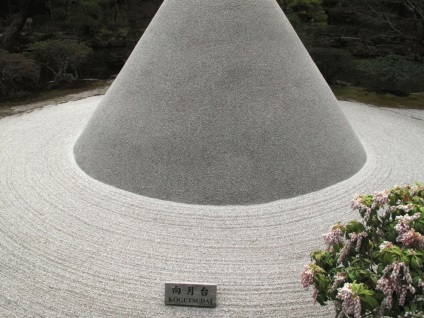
[301,184,424,318]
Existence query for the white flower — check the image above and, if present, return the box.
[351,195,366,210]
[379,241,394,251]
[336,283,362,318]
[372,190,390,207]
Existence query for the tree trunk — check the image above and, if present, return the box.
[114,0,123,25]
[7,0,12,15]
[125,0,143,56]
[0,0,35,51]
[49,0,55,23]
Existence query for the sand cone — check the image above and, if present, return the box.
[74,0,366,205]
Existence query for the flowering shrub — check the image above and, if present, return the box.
[301,184,424,318]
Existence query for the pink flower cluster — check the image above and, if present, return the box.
[301,264,315,290]
[390,203,415,213]
[376,262,415,309]
[363,207,373,222]
[395,214,418,234]
[337,231,368,263]
[336,283,362,318]
[379,241,394,251]
[403,204,414,213]
[338,240,353,263]
[395,213,423,248]
[410,184,424,196]
[301,264,322,303]
[331,272,346,292]
[351,195,366,211]
[372,190,390,207]
[323,225,344,248]
[353,232,368,252]
[397,229,424,249]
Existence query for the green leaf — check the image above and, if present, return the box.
[362,294,379,309]
[411,256,422,269]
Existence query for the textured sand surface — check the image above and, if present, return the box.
[0,97,423,317]
[74,0,366,205]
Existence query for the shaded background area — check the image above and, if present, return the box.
[1,0,424,102]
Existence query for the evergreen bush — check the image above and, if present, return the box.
[309,47,355,84]
[29,39,93,86]
[0,49,40,99]
[301,184,424,318]
[358,55,424,96]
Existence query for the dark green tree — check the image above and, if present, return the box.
[0,49,40,97]
[30,39,92,84]
[0,0,36,51]
[358,54,424,95]
[309,47,355,83]
[278,0,327,23]
[339,0,424,58]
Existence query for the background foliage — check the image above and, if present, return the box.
[1,0,424,100]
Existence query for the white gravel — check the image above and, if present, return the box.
[0,97,423,317]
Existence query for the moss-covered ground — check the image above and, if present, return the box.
[331,86,424,110]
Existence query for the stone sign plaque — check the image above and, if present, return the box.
[164,282,217,307]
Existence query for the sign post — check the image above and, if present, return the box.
[165,282,217,308]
